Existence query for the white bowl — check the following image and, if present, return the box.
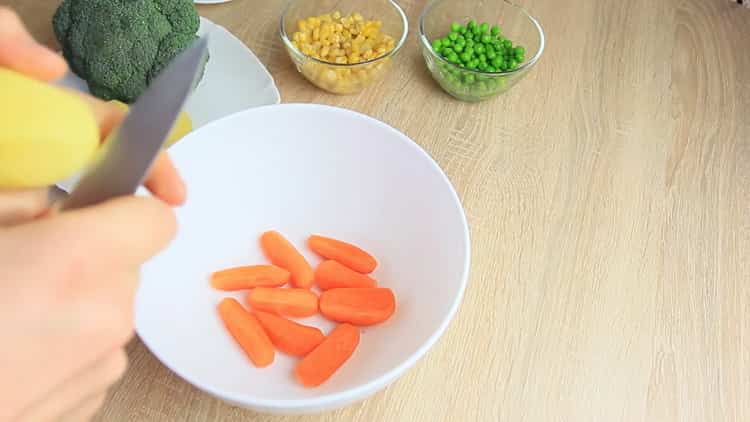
[135,104,470,414]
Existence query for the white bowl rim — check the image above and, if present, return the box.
[135,103,472,410]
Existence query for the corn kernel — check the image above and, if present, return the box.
[291,10,395,93]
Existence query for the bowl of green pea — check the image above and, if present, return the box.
[419,0,544,101]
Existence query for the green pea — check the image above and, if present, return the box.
[448,52,459,63]
[459,26,467,34]
[503,39,512,49]
[442,47,454,56]
[509,59,518,69]
[481,34,492,44]
[514,46,525,56]
[441,37,452,46]
[467,20,477,30]
[479,53,487,62]
[491,25,500,35]
[448,32,458,41]
[460,52,472,63]
[466,39,475,48]
[468,59,479,69]
[486,66,497,73]
[432,39,442,51]
[479,23,489,34]
[464,46,474,57]
[463,73,475,84]
[453,43,464,53]
[451,22,461,32]
[456,34,465,43]
[491,57,502,68]
[475,44,485,54]
[478,62,488,71]
[486,50,496,59]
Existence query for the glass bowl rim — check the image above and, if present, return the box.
[418,0,545,76]
[279,0,409,68]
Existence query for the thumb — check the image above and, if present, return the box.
[56,195,179,268]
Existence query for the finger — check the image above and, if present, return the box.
[143,152,187,206]
[68,90,125,139]
[67,92,187,205]
[51,195,178,269]
[0,7,67,81]
[0,188,50,226]
[58,392,108,422]
[14,349,126,422]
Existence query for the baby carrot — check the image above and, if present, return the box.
[247,287,319,318]
[210,265,290,291]
[295,323,360,387]
[261,231,314,288]
[319,287,396,326]
[315,260,377,290]
[217,298,274,367]
[253,310,325,356]
[308,235,377,273]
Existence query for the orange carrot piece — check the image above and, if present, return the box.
[295,323,360,387]
[247,287,318,318]
[308,235,377,273]
[253,310,325,356]
[211,265,291,291]
[315,260,377,290]
[319,287,396,326]
[217,298,274,367]
[260,231,314,288]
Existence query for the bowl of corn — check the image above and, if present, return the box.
[280,0,408,95]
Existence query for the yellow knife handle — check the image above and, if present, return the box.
[0,68,99,189]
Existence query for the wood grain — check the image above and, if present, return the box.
[5,0,749,420]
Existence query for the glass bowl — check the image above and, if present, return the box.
[280,0,408,95]
[419,0,544,101]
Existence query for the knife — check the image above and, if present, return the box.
[60,37,209,211]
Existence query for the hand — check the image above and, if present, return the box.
[0,7,182,421]
[0,6,187,211]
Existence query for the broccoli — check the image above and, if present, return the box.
[53,0,206,103]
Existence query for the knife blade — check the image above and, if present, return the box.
[60,37,209,211]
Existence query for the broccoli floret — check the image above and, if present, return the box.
[53,0,205,103]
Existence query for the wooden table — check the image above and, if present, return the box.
[8,0,750,420]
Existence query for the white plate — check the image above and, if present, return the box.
[135,104,471,415]
[55,16,280,191]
